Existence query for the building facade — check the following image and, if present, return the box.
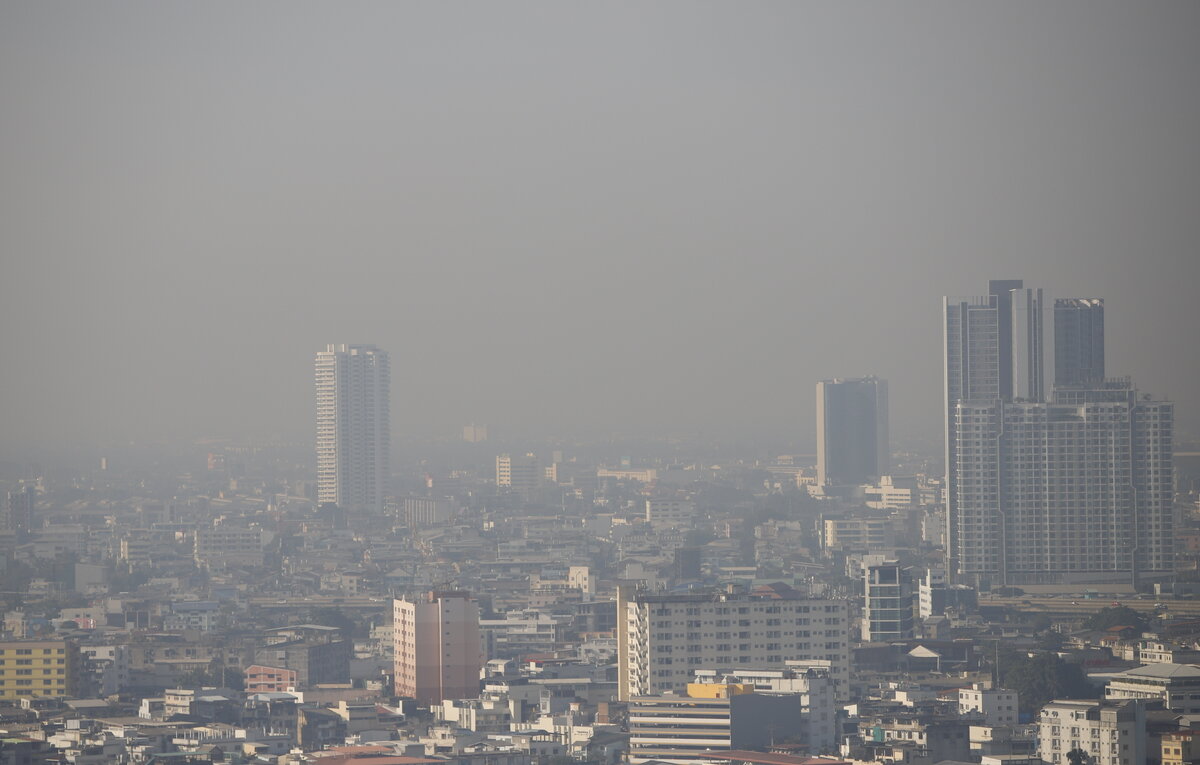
[951,380,1173,586]
[862,561,915,642]
[943,280,1043,579]
[1037,699,1146,765]
[617,585,850,702]
[816,377,889,488]
[394,591,482,705]
[1054,297,1105,387]
[628,685,804,765]
[496,453,541,501]
[1104,663,1200,714]
[315,344,390,513]
[0,640,80,700]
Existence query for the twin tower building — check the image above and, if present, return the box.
[817,281,1173,590]
[943,280,1173,589]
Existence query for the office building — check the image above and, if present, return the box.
[1054,298,1105,386]
[394,591,482,705]
[0,640,80,700]
[816,377,889,487]
[943,280,1043,577]
[315,344,390,513]
[862,561,915,642]
[1037,699,1147,765]
[952,380,1173,586]
[617,584,850,702]
[628,684,805,765]
[646,498,698,530]
[496,453,541,501]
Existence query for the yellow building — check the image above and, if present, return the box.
[0,640,80,699]
[1163,729,1200,765]
[685,682,754,699]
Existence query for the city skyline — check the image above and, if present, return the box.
[2,3,1199,454]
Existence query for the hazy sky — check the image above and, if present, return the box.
[2,2,1198,453]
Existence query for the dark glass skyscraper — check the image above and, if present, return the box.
[816,376,888,487]
[1054,298,1105,386]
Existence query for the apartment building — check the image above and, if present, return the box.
[958,683,1019,726]
[1104,663,1200,714]
[0,640,80,700]
[618,584,850,701]
[1037,699,1146,765]
[394,591,482,705]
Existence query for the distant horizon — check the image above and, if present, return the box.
[3,3,1198,454]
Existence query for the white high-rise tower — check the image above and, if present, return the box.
[315,344,390,513]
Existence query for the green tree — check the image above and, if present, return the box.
[998,650,1094,714]
[1082,606,1148,633]
[1066,748,1092,765]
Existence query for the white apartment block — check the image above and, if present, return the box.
[1037,699,1146,765]
[315,344,390,513]
[953,381,1173,586]
[193,525,264,568]
[618,585,851,702]
[957,683,1019,726]
[863,475,920,510]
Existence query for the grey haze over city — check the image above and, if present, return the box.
[3,2,1199,454]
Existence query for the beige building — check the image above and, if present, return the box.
[394,591,482,705]
[0,640,80,700]
[1037,698,1146,765]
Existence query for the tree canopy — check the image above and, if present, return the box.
[1081,606,1148,633]
[998,650,1095,714]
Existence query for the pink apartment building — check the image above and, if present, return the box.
[394,591,482,705]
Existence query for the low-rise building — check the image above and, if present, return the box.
[1104,663,1200,714]
[629,684,805,765]
[0,639,80,700]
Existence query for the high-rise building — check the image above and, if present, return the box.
[952,380,1173,587]
[315,344,390,513]
[617,584,851,702]
[943,280,1043,578]
[1054,298,1105,386]
[816,376,889,487]
[862,561,915,642]
[393,591,482,705]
